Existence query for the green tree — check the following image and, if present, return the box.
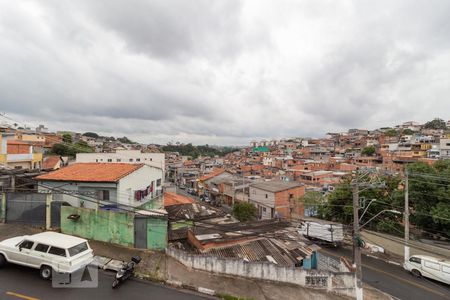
[299,191,325,217]
[62,133,73,144]
[321,174,402,231]
[384,129,398,137]
[232,202,258,222]
[424,118,447,130]
[408,161,450,237]
[51,141,94,157]
[51,143,70,156]
[361,146,376,156]
[117,136,135,144]
[82,132,99,138]
[402,129,415,135]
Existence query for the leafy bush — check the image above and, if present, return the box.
[232,202,258,222]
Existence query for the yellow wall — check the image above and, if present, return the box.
[21,134,45,143]
[32,153,43,162]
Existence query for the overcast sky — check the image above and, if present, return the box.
[0,0,449,145]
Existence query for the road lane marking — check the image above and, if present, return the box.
[6,292,40,300]
[319,249,449,299]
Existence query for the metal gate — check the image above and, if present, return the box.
[5,193,47,226]
[134,217,148,249]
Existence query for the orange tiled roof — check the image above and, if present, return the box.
[36,163,144,182]
[42,156,61,169]
[198,168,225,181]
[164,192,194,207]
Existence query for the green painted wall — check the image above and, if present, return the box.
[147,217,168,250]
[61,206,134,247]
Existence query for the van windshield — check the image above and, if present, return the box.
[68,242,89,257]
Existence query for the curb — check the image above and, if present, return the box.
[364,254,402,267]
[135,272,217,297]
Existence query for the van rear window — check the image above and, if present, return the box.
[68,242,89,257]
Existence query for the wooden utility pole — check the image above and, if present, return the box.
[352,171,363,300]
[404,170,410,262]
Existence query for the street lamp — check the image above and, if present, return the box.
[360,209,402,229]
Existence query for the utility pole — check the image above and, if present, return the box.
[404,169,410,262]
[352,170,363,300]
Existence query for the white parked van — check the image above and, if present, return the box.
[404,255,450,285]
[0,232,93,280]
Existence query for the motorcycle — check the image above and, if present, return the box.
[112,256,142,288]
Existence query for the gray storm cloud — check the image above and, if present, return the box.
[0,0,449,145]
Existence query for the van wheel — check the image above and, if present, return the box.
[411,269,422,278]
[40,266,53,280]
[0,254,6,268]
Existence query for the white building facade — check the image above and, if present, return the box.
[76,150,165,170]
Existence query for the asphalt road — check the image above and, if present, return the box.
[0,264,211,300]
[320,247,450,300]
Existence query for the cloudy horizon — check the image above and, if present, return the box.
[1,0,449,146]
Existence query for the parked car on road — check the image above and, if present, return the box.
[0,232,94,280]
[404,255,450,285]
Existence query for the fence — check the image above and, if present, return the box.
[4,193,47,226]
[1,192,70,228]
[166,247,355,298]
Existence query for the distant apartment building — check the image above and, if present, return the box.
[76,150,165,170]
[249,181,305,220]
[0,133,43,169]
[440,138,450,159]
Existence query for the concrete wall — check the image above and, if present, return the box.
[361,230,450,260]
[166,247,355,298]
[61,205,168,250]
[61,206,134,247]
[249,187,276,208]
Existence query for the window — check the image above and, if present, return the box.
[68,242,89,257]
[34,244,50,253]
[150,158,152,161]
[424,261,440,271]
[116,159,121,162]
[136,158,141,162]
[157,179,162,187]
[262,207,266,212]
[95,159,99,162]
[48,247,66,257]
[409,257,421,264]
[107,159,112,162]
[265,194,268,198]
[101,190,110,201]
[18,240,34,250]
[129,158,133,162]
